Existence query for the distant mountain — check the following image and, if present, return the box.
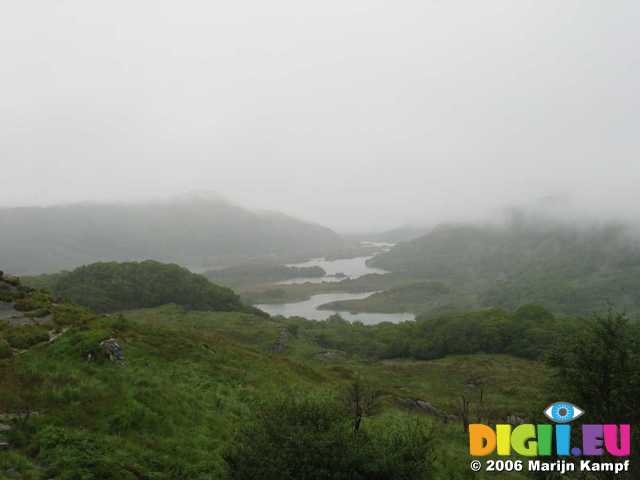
[0,196,344,274]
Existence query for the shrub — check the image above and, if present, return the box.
[224,392,433,480]
[0,338,13,359]
[5,326,50,350]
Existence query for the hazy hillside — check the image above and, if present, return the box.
[351,225,431,244]
[0,195,344,274]
[369,216,640,314]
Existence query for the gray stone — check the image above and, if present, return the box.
[100,338,125,362]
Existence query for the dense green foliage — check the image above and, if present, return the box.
[224,394,433,480]
[0,195,344,274]
[24,261,262,314]
[547,310,640,424]
[280,304,572,360]
[370,216,640,315]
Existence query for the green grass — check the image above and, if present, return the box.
[0,301,545,479]
[0,312,328,479]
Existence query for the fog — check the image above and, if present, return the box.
[1,1,638,233]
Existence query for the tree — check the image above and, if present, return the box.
[344,377,382,434]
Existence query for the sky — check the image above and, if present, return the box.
[1,1,639,233]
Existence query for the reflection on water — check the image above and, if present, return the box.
[256,292,415,325]
[278,256,389,285]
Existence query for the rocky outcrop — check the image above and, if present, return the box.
[0,272,52,327]
[0,421,11,450]
[99,338,125,362]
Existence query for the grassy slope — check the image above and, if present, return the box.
[1,303,543,479]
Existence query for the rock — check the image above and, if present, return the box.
[397,397,457,422]
[316,350,346,360]
[506,415,527,425]
[100,338,125,362]
[271,329,289,353]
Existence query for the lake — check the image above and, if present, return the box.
[277,255,389,284]
[256,292,415,325]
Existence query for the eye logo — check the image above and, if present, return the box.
[543,402,584,423]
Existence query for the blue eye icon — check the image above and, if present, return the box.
[543,402,584,423]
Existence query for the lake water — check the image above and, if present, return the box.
[256,292,415,325]
[278,255,389,284]
[252,242,414,324]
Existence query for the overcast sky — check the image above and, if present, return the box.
[1,1,638,232]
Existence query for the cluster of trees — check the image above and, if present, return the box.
[25,260,263,314]
[283,304,576,360]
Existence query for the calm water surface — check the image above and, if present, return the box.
[278,256,389,284]
[256,292,415,325]
[248,242,414,324]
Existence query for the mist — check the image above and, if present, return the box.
[1,1,639,232]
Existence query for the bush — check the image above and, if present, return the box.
[0,338,13,359]
[52,303,94,327]
[5,326,50,350]
[14,298,36,312]
[0,289,17,302]
[224,393,433,480]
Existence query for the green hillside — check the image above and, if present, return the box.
[368,217,640,315]
[23,261,262,315]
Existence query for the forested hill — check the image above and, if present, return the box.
[369,218,640,314]
[0,196,344,274]
[23,260,265,315]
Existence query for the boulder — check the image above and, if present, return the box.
[99,338,125,362]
